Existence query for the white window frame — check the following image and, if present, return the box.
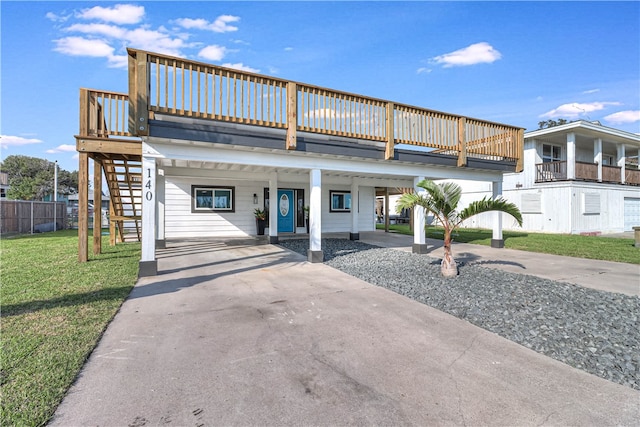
[542,143,562,163]
[330,191,351,212]
[192,186,235,212]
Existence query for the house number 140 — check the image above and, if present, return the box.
[145,168,153,201]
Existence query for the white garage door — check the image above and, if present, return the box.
[624,197,640,231]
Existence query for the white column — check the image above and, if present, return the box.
[350,179,359,240]
[269,172,278,243]
[412,176,428,253]
[492,180,504,248]
[140,155,157,276]
[156,169,166,248]
[618,144,626,184]
[308,169,323,262]
[594,138,603,182]
[567,132,576,180]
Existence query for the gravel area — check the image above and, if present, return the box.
[278,238,640,391]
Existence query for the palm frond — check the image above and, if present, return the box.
[458,196,523,226]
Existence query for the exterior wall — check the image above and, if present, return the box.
[164,175,375,238]
[457,182,637,234]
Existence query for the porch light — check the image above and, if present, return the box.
[253,193,258,204]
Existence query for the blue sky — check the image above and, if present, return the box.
[2,1,639,173]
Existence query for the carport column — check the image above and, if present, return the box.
[412,176,428,254]
[269,172,278,244]
[308,169,323,262]
[491,180,504,248]
[140,155,157,276]
[350,179,359,240]
[156,169,166,249]
[566,132,576,180]
[594,138,603,182]
[617,144,626,184]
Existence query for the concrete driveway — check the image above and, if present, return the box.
[51,238,640,426]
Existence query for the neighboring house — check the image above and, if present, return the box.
[75,48,525,275]
[0,171,8,198]
[453,121,640,234]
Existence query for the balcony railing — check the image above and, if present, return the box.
[535,161,639,186]
[125,48,523,170]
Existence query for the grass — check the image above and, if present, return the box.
[1,229,140,426]
[377,223,640,265]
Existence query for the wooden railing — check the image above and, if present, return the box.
[79,89,133,138]
[126,48,523,169]
[536,161,638,186]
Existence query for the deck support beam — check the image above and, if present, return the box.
[268,172,278,244]
[156,169,166,249]
[286,82,297,150]
[457,117,467,167]
[567,132,576,180]
[491,180,504,248]
[594,138,603,182]
[93,158,102,255]
[412,176,428,254]
[308,169,323,262]
[139,155,157,276]
[350,179,359,240]
[78,152,89,262]
[385,102,395,160]
[617,144,626,184]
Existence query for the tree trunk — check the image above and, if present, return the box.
[441,233,458,277]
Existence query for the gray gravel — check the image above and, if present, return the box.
[278,238,640,391]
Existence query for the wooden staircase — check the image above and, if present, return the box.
[102,158,142,242]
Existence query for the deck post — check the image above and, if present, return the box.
[617,144,626,184]
[457,117,467,167]
[268,172,278,244]
[308,169,323,262]
[350,179,359,240]
[384,187,390,232]
[515,129,525,173]
[566,132,576,180]
[109,200,116,245]
[491,180,504,248]
[129,50,149,136]
[286,82,297,150]
[93,158,102,255]
[156,169,166,249]
[594,138,603,182]
[385,102,395,160]
[78,152,89,262]
[139,154,157,276]
[412,176,428,254]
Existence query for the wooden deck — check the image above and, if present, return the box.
[76,48,527,261]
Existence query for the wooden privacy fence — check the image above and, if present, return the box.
[127,48,523,169]
[0,201,67,236]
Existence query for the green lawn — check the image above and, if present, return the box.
[377,223,640,265]
[1,230,140,426]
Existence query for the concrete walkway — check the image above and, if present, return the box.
[51,235,639,426]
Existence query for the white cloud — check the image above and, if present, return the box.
[198,45,227,61]
[1,135,43,149]
[222,63,259,73]
[65,23,128,39]
[107,55,129,69]
[284,47,293,51]
[46,11,71,23]
[539,102,622,119]
[174,15,240,33]
[53,37,114,57]
[416,67,432,75]
[604,110,640,124]
[46,144,76,154]
[431,42,501,67]
[582,89,600,94]
[77,4,145,25]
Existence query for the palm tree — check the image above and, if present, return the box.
[396,179,523,277]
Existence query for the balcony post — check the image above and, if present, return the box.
[491,180,504,248]
[139,154,157,276]
[566,132,576,180]
[286,82,297,150]
[308,169,323,262]
[594,138,603,182]
[156,169,166,249]
[268,172,278,244]
[350,179,359,240]
[457,117,467,167]
[412,176,428,254]
[128,50,149,136]
[618,144,626,184]
[385,102,395,160]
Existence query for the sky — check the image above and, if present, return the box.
[1,1,639,174]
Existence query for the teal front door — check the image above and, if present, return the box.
[277,189,295,233]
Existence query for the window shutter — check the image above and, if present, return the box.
[583,193,600,215]
[521,193,541,214]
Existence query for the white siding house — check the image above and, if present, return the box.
[453,121,640,234]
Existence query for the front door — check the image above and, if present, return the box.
[277,189,295,233]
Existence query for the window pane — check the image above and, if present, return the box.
[214,190,231,209]
[345,194,352,210]
[196,190,213,208]
[332,194,344,210]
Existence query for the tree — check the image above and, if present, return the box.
[396,179,523,277]
[0,155,78,200]
[538,119,568,129]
